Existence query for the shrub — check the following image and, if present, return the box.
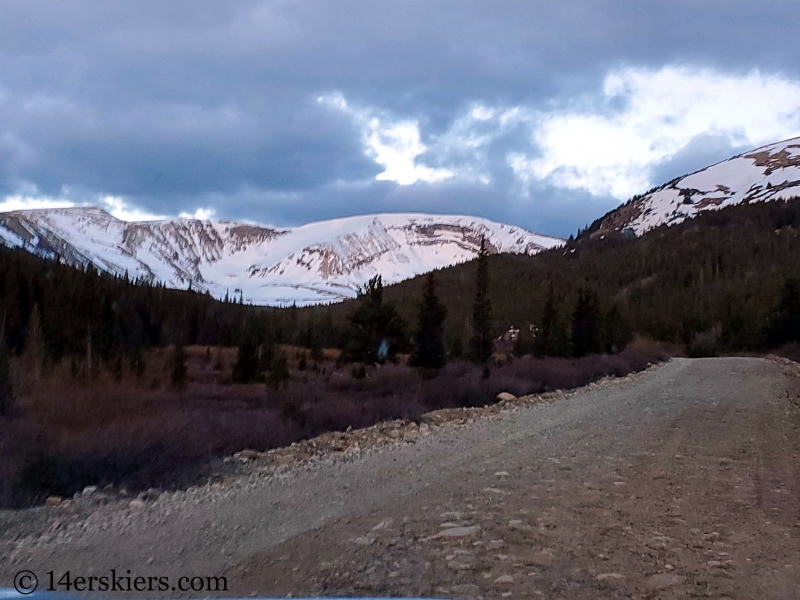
[0,339,672,509]
[0,347,13,416]
[688,325,721,358]
[231,337,260,383]
[170,344,187,389]
[267,352,290,390]
[16,452,68,502]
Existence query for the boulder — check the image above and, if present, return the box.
[238,449,262,460]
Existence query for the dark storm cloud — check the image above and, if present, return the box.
[2,1,800,237]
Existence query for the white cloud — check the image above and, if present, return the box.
[0,190,218,222]
[318,93,453,185]
[517,66,800,199]
[179,207,216,220]
[429,104,529,185]
[0,195,75,213]
[322,67,800,202]
[101,196,166,221]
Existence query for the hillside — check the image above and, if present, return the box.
[308,196,800,353]
[0,209,562,306]
[587,136,800,237]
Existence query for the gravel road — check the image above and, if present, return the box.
[2,357,800,599]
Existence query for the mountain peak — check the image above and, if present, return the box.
[590,136,800,238]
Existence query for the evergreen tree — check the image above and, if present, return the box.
[213,345,225,371]
[603,305,632,353]
[129,345,146,378]
[532,284,570,357]
[22,304,45,386]
[469,238,494,363]
[0,345,13,416]
[766,277,800,346]
[170,342,187,389]
[571,286,603,357]
[309,337,324,362]
[449,337,464,359]
[232,335,260,383]
[345,275,407,364]
[410,273,448,369]
[536,284,556,356]
[512,325,533,357]
[267,351,290,390]
[258,339,277,376]
[109,354,124,381]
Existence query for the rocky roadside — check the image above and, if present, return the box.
[225,357,800,599]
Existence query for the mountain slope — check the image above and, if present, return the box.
[0,208,562,305]
[589,136,800,237]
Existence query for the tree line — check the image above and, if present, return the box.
[315,196,800,357]
[6,195,800,408]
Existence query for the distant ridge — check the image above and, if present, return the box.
[0,209,562,306]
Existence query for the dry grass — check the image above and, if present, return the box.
[0,339,674,508]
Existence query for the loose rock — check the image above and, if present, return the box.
[646,573,686,590]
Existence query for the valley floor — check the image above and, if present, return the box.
[2,357,800,599]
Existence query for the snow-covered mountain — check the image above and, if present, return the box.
[0,208,563,305]
[591,136,800,237]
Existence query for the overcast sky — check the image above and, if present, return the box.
[2,1,800,237]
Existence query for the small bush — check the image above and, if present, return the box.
[688,325,721,358]
[16,453,68,502]
[170,344,187,389]
[281,398,304,423]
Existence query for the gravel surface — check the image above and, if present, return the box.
[2,357,799,599]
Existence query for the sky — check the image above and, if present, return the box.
[2,1,800,238]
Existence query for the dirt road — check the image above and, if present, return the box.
[2,357,800,599]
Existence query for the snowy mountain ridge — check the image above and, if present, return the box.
[591,136,800,237]
[0,208,563,305]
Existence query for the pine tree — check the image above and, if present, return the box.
[232,335,260,383]
[267,351,290,390]
[22,304,45,386]
[571,286,603,357]
[129,345,146,378]
[766,277,800,346]
[0,345,13,417]
[534,284,571,357]
[410,273,447,369]
[258,339,277,376]
[170,342,187,389]
[449,337,464,359]
[603,305,632,353]
[512,325,533,357]
[214,345,225,371]
[469,238,494,363]
[345,275,407,364]
[309,337,324,362]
